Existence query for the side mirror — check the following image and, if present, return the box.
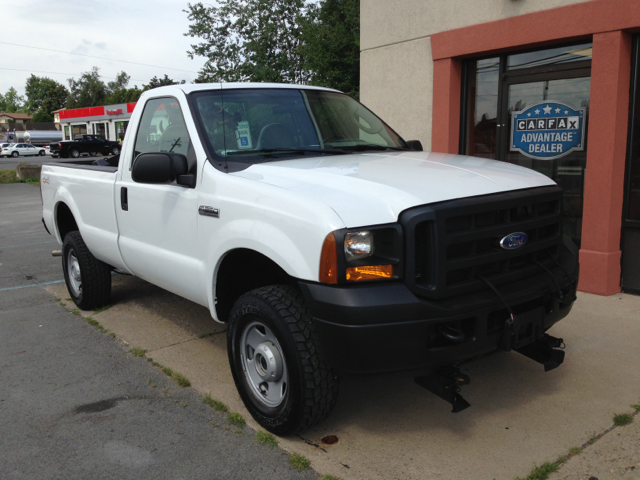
[406,140,423,151]
[132,152,188,184]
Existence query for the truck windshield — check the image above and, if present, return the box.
[191,88,408,163]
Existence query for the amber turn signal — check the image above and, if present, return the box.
[319,232,338,284]
[346,265,393,281]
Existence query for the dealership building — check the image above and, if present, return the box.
[58,102,137,143]
[361,0,640,295]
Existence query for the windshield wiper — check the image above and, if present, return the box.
[226,147,350,156]
[336,144,407,152]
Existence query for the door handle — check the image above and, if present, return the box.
[121,187,128,211]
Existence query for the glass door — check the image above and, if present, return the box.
[622,36,640,293]
[462,42,592,247]
[500,72,590,246]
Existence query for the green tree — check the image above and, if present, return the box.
[103,87,142,105]
[24,75,69,121]
[106,71,131,95]
[67,67,107,109]
[0,87,25,113]
[143,74,177,90]
[184,0,310,84]
[301,0,360,98]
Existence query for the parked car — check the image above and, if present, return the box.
[41,83,578,435]
[1,143,45,157]
[49,134,120,158]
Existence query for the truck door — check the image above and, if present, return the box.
[115,96,205,305]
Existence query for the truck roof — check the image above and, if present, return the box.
[150,82,341,96]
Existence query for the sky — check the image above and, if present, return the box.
[1,0,206,98]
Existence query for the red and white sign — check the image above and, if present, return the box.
[106,109,123,115]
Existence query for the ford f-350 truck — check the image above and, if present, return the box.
[40,83,578,435]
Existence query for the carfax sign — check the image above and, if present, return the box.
[510,101,585,160]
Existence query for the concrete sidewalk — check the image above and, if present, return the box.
[46,277,640,480]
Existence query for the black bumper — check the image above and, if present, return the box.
[299,237,579,376]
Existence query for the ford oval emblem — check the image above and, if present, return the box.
[500,232,528,250]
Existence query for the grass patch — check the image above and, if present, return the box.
[161,366,174,376]
[84,317,106,332]
[234,429,243,434]
[516,462,558,480]
[227,412,246,428]
[614,413,633,426]
[0,169,39,186]
[129,347,147,358]
[322,476,344,480]
[171,371,191,387]
[202,394,229,412]
[289,453,311,471]
[568,447,581,456]
[93,304,112,314]
[69,309,80,316]
[632,404,640,412]
[256,431,278,448]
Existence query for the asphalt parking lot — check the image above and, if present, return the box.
[0,152,100,170]
[1,182,639,480]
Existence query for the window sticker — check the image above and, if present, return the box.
[235,121,253,149]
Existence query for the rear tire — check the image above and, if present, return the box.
[70,149,80,158]
[62,231,111,310]
[39,150,45,156]
[227,285,339,435]
[111,146,120,155]
[11,151,18,158]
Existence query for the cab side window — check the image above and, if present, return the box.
[133,97,191,158]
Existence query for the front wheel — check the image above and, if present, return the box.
[228,285,339,435]
[62,231,111,310]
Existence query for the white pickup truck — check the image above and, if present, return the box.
[41,83,579,434]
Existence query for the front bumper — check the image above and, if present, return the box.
[299,237,579,376]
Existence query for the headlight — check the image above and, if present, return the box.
[319,224,403,284]
[344,231,374,263]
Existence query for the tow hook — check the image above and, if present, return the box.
[515,333,566,372]
[415,367,471,413]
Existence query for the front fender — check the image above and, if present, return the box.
[203,219,328,322]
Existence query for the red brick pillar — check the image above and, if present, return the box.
[578,30,633,295]
[432,58,462,154]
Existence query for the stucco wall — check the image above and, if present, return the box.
[360,0,592,148]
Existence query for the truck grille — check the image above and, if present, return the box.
[401,187,563,300]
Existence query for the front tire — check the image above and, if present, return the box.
[62,231,111,310]
[228,285,339,435]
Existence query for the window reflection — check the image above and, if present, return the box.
[507,43,592,70]
[464,57,499,159]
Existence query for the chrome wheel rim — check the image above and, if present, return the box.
[240,320,288,408]
[66,249,82,297]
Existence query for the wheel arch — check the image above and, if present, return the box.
[213,248,297,323]
[55,200,79,243]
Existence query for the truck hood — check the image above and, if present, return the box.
[230,151,556,227]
